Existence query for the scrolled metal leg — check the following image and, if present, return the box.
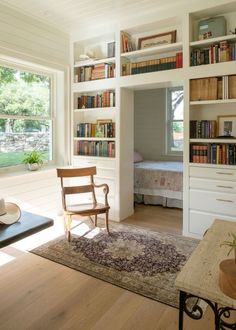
[218,306,236,329]
[178,291,236,330]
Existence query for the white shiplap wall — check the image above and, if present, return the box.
[134,89,166,160]
[0,4,70,219]
[0,3,69,68]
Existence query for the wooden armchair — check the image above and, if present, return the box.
[57,166,110,241]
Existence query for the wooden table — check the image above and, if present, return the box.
[175,219,236,330]
[0,210,54,248]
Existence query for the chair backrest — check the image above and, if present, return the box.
[56,167,97,209]
[57,166,97,178]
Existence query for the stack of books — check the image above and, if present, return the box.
[190,143,236,164]
[122,52,182,76]
[76,122,115,138]
[77,90,115,109]
[120,31,134,53]
[190,120,217,138]
[190,77,218,101]
[190,40,236,66]
[77,140,115,157]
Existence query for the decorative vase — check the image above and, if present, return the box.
[219,258,236,299]
[28,163,40,171]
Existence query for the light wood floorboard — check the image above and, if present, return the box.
[0,205,214,330]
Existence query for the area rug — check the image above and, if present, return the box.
[30,221,199,308]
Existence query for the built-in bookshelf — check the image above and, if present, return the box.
[190,35,236,66]
[189,75,236,166]
[73,33,116,83]
[189,8,236,68]
[120,19,183,76]
[188,2,236,239]
[73,88,117,158]
[70,1,236,232]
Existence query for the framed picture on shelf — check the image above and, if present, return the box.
[217,115,236,137]
[95,119,113,138]
[138,30,176,50]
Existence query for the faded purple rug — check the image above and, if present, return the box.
[31,221,199,308]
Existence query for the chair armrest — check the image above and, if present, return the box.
[93,183,109,206]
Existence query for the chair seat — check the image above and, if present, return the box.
[57,166,110,240]
[66,203,110,215]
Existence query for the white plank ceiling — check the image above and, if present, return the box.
[0,0,198,34]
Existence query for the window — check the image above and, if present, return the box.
[166,87,184,154]
[0,65,53,168]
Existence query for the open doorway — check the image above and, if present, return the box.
[127,86,184,234]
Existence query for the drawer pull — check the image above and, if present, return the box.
[216,198,233,203]
[216,172,233,176]
[216,185,233,189]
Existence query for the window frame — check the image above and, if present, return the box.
[166,86,184,156]
[0,60,56,172]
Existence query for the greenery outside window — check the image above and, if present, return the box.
[166,87,184,155]
[0,65,53,168]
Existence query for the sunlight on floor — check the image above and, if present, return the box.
[10,215,65,251]
[0,251,15,266]
[0,216,101,254]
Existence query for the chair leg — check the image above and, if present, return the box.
[94,214,97,227]
[64,214,72,242]
[105,211,110,234]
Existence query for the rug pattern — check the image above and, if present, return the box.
[31,222,199,308]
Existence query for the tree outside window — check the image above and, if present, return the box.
[166,87,184,154]
[0,66,52,168]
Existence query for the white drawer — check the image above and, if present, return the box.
[190,189,236,217]
[190,166,236,181]
[73,157,115,169]
[189,210,236,237]
[190,177,236,193]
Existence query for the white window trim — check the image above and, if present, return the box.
[0,58,57,173]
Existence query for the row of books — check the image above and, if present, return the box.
[122,52,183,76]
[76,122,115,138]
[76,140,115,158]
[190,143,236,165]
[74,63,115,82]
[190,75,236,101]
[190,120,217,138]
[77,90,115,109]
[190,41,235,66]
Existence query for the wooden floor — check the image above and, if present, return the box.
[0,204,214,330]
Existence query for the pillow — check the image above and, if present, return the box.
[134,151,143,163]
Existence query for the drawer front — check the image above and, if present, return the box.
[190,189,236,217]
[72,158,116,178]
[190,177,236,193]
[190,166,236,181]
[189,210,236,237]
[73,157,115,169]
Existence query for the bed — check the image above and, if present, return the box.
[134,160,183,209]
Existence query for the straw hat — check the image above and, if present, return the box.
[0,198,21,225]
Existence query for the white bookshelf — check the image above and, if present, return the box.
[70,1,236,233]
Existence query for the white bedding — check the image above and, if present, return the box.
[134,161,183,208]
